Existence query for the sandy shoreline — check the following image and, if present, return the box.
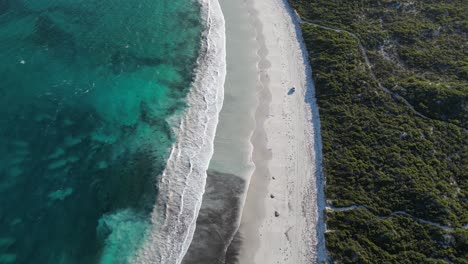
[235,0,326,263]
[182,0,326,263]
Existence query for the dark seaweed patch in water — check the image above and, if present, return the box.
[33,15,76,59]
[136,56,163,67]
[110,51,163,74]
[92,150,159,214]
[46,5,99,26]
[110,51,135,74]
[0,0,10,15]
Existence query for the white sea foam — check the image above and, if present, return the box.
[134,0,226,263]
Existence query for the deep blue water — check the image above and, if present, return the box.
[0,0,202,263]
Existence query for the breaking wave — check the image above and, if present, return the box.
[134,0,226,263]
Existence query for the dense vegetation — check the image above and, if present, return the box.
[327,209,467,263]
[293,0,467,127]
[289,0,468,262]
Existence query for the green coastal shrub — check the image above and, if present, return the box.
[291,0,468,261]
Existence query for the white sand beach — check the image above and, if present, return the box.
[184,0,325,262]
[230,0,325,263]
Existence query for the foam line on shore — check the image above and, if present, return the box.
[134,0,226,263]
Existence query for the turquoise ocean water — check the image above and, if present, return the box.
[0,0,203,263]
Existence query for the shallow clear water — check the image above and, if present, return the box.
[0,0,202,263]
